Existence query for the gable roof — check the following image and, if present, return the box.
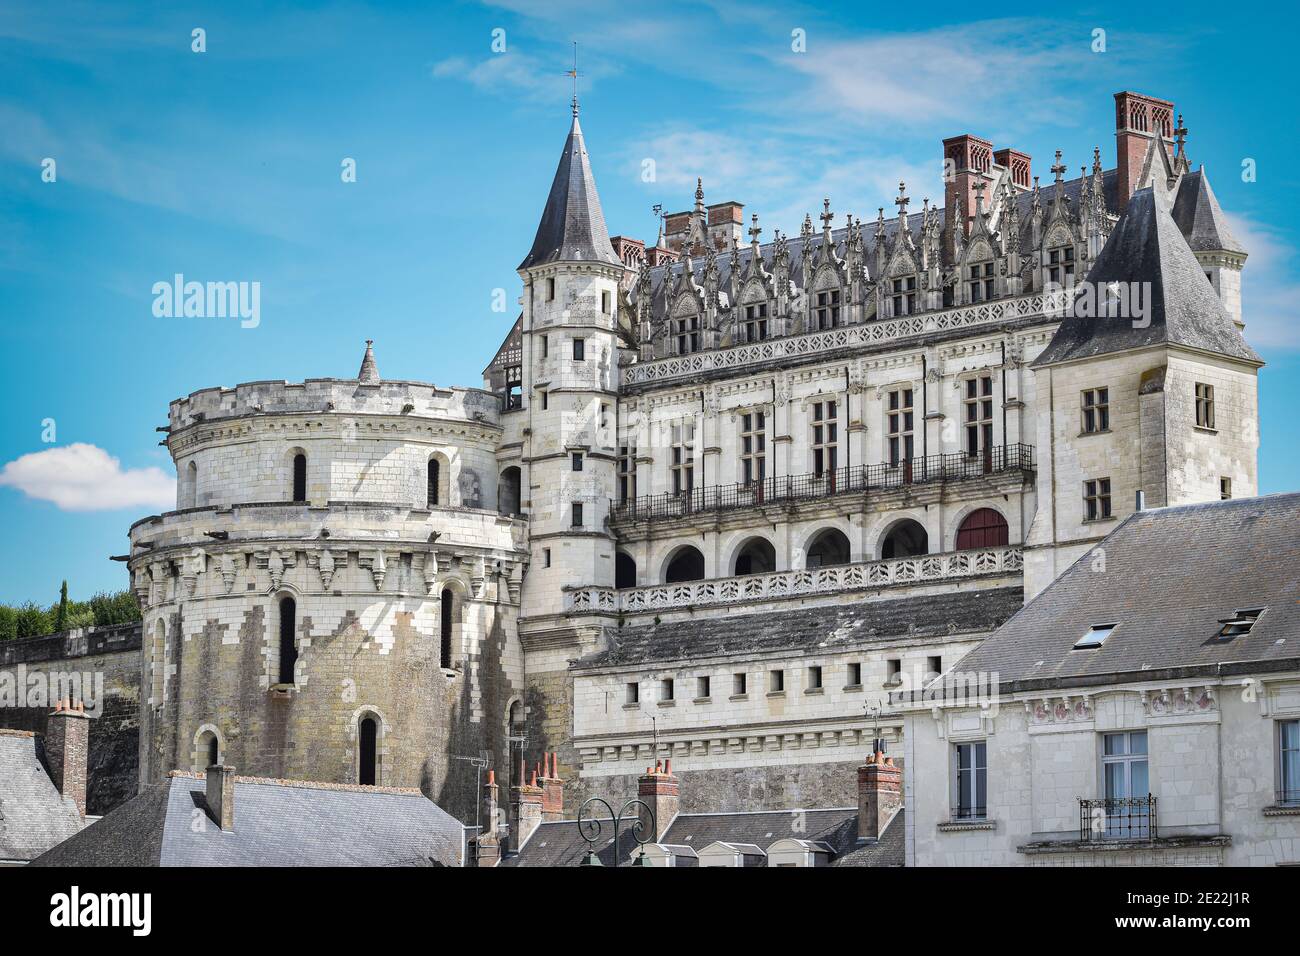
[578,587,1024,669]
[518,111,621,271]
[0,730,84,863]
[951,493,1300,692]
[1171,168,1245,255]
[1033,185,1260,367]
[32,773,465,867]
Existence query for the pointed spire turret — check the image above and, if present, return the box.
[357,340,380,383]
[518,106,621,271]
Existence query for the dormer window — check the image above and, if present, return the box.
[967,262,995,303]
[1073,623,1116,649]
[890,277,916,316]
[675,315,701,354]
[743,303,769,342]
[813,289,841,330]
[1214,608,1264,641]
[1048,246,1075,285]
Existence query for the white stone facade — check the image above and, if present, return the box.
[902,676,1300,866]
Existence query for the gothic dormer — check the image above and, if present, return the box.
[805,199,847,332]
[1039,150,1083,291]
[733,215,778,343]
[957,178,1000,305]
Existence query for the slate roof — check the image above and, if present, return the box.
[951,493,1300,693]
[518,111,621,271]
[633,169,1121,323]
[1033,185,1260,367]
[503,806,904,867]
[578,587,1024,669]
[0,730,84,863]
[1171,168,1244,255]
[32,772,466,867]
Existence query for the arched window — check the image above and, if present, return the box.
[427,459,440,507]
[498,466,521,516]
[194,728,220,771]
[664,546,705,583]
[180,460,198,509]
[277,595,297,685]
[733,537,776,576]
[207,734,219,767]
[359,715,378,786]
[292,453,307,503]
[440,588,454,669]
[615,552,637,590]
[956,508,1009,550]
[881,520,928,559]
[805,528,851,568]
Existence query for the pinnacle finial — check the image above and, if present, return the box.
[358,339,380,383]
[566,41,581,117]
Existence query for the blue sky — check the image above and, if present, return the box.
[1,0,1297,603]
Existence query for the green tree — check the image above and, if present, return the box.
[14,602,52,639]
[54,580,69,632]
[0,606,16,641]
[89,590,141,626]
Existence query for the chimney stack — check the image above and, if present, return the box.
[1114,91,1176,209]
[45,698,90,818]
[942,133,994,258]
[857,750,902,841]
[475,769,502,867]
[636,759,679,842]
[540,751,565,822]
[206,764,236,831]
[510,757,544,851]
[994,148,1032,189]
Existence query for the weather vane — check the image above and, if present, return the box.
[564,41,582,114]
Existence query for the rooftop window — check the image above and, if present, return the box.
[1214,608,1264,642]
[1073,623,1116,650]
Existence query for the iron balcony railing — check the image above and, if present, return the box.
[611,443,1034,523]
[951,805,988,823]
[1079,795,1157,842]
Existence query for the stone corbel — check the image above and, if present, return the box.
[506,560,523,605]
[422,549,440,594]
[149,561,167,605]
[308,548,337,591]
[182,548,206,597]
[470,556,486,598]
[219,553,238,594]
[362,549,387,592]
[133,567,152,608]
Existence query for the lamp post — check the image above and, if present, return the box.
[576,796,656,867]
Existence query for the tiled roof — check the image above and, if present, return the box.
[0,730,84,863]
[952,493,1300,692]
[504,806,904,867]
[578,587,1024,668]
[1033,185,1259,367]
[1170,168,1244,255]
[518,112,621,270]
[32,772,465,867]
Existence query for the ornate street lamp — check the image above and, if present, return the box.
[576,796,656,867]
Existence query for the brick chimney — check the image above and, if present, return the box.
[510,758,544,851]
[637,759,679,841]
[994,148,1032,189]
[205,764,236,831]
[857,750,902,841]
[540,751,565,822]
[44,698,90,818]
[475,769,502,867]
[1115,90,1176,209]
[943,133,994,256]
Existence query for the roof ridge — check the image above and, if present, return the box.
[168,770,426,797]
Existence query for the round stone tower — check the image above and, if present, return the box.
[127,343,528,822]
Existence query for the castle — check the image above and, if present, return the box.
[83,88,1261,824]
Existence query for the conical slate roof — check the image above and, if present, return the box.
[1171,168,1245,255]
[357,339,380,383]
[518,110,621,271]
[1033,186,1259,367]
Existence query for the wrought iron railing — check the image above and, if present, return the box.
[1277,788,1300,807]
[1079,795,1157,842]
[951,805,988,823]
[610,444,1033,523]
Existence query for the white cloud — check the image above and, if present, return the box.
[0,444,174,512]
[1225,212,1300,351]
